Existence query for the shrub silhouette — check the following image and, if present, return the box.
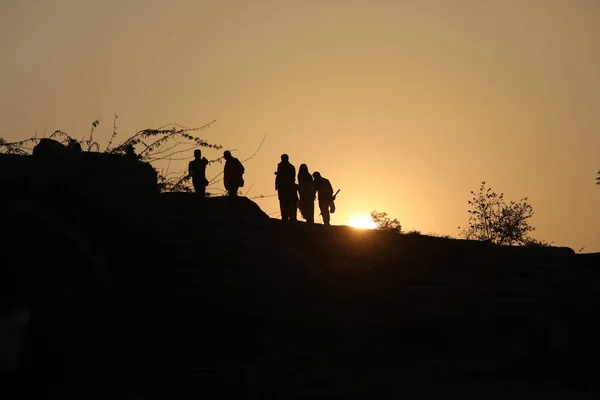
[459,181,539,246]
[596,170,599,186]
[370,210,403,234]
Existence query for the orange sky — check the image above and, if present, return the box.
[1,0,599,252]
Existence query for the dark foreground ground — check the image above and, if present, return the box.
[2,194,599,399]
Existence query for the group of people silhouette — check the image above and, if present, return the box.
[188,149,245,198]
[187,150,336,225]
[276,154,337,226]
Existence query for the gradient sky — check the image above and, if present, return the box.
[1,0,599,251]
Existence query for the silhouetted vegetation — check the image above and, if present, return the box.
[459,181,543,246]
[0,136,39,155]
[0,117,223,193]
[370,210,403,234]
[428,232,454,239]
[596,170,599,186]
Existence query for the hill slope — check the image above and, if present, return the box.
[2,193,599,399]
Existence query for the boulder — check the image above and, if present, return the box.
[0,150,159,207]
[32,138,72,157]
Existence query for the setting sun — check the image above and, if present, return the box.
[347,215,377,230]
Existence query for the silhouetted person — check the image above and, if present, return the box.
[223,150,245,196]
[297,164,315,224]
[275,154,297,221]
[188,149,209,196]
[313,171,334,226]
[124,144,141,160]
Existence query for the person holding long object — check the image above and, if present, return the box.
[313,171,336,226]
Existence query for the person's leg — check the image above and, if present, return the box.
[291,200,298,221]
[193,178,206,197]
[308,201,314,224]
[281,189,293,220]
[277,191,285,220]
[319,201,330,225]
[297,199,305,221]
[279,198,287,220]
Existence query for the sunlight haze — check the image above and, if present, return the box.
[348,215,378,230]
[1,0,599,251]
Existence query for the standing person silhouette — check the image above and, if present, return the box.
[313,171,334,226]
[297,164,315,224]
[188,150,209,196]
[275,154,297,221]
[223,150,245,197]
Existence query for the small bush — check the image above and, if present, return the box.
[459,181,538,246]
[371,211,402,234]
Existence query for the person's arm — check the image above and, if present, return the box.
[188,161,193,177]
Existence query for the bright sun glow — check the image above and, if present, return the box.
[347,215,377,230]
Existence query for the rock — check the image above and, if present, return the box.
[155,193,269,221]
[32,138,71,157]
[0,151,159,207]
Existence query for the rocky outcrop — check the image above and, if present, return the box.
[154,192,269,222]
[32,138,80,157]
[0,140,158,206]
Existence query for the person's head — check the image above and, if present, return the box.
[312,171,321,180]
[223,150,232,160]
[194,149,201,159]
[299,164,309,175]
[125,144,134,154]
[281,154,289,162]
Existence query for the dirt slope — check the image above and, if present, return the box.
[2,194,599,399]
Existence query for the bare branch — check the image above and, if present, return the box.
[250,193,277,200]
[146,144,199,163]
[244,182,255,196]
[104,114,119,152]
[241,133,267,163]
[207,135,266,185]
[87,119,100,151]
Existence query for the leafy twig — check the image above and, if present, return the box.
[105,114,119,152]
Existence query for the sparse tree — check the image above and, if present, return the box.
[371,210,403,234]
[459,182,537,246]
